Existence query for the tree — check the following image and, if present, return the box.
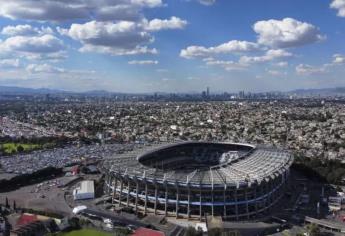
[68,217,81,230]
[5,197,9,208]
[208,228,223,236]
[306,223,320,236]
[16,145,24,153]
[185,226,202,236]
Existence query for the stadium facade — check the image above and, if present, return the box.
[103,142,293,220]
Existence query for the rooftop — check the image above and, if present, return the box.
[104,141,293,187]
[75,180,94,194]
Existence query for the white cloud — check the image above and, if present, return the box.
[0,59,20,68]
[198,0,216,6]
[333,54,345,64]
[274,61,288,67]
[60,20,155,56]
[0,34,65,59]
[239,49,292,64]
[1,24,53,36]
[331,0,345,17]
[296,64,326,75]
[79,45,157,56]
[25,64,99,79]
[26,63,65,74]
[62,20,152,46]
[128,60,158,65]
[180,40,260,59]
[266,69,286,76]
[0,0,163,22]
[204,57,247,71]
[0,1,184,61]
[294,54,345,76]
[253,18,325,48]
[131,0,163,8]
[60,17,186,56]
[143,17,187,31]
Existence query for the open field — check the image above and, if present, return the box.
[56,229,112,236]
[0,143,41,154]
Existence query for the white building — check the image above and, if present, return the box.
[73,180,95,200]
[328,196,342,211]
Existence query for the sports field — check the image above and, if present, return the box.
[58,229,112,236]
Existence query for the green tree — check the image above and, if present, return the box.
[306,223,320,236]
[16,145,24,153]
[185,226,202,236]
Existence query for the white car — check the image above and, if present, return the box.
[72,205,87,214]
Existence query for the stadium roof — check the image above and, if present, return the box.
[103,141,293,187]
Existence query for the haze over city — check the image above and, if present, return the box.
[0,0,344,93]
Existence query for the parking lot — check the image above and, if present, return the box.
[0,143,139,175]
[0,176,76,216]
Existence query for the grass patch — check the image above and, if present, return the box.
[0,142,55,154]
[1,143,41,154]
[56,229,112,236]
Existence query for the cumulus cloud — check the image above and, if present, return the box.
[143,17,187,31]
[0,1,186,58]
[296,64,326,75]
[253,18,325,48]
[60,17,186,56]
[294,54,345,76]
[59,20,155,55]
[128,60,158,65]
[1,24,53,36]
[0,59,20,68]
[330,0,345,17]
[0,0,163,22]
[239,49,292,64]
[0,34,65,59]
[180,40,260,59]
[61,21,152,47]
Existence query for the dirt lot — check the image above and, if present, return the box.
[0,176,73,216]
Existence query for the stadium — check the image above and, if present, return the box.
[103,142,293,221]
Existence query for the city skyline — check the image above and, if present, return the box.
[0,0,345,93]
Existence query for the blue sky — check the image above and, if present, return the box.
[0,0,344,93]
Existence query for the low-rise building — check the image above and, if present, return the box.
[73,180,95,200]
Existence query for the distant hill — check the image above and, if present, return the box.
[1,85,345,97]
[0,86,127,96]
[289,87,345,95]
[0,86,146,96]
[0,86,68,95]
